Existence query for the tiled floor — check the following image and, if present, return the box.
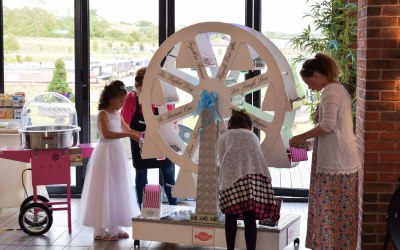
[0,198,310,250]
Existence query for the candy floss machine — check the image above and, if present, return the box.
[0,92,93,235]
[20,92,80,149]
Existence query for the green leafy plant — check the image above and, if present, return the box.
[290,0,357,123]
[47,58,75,102]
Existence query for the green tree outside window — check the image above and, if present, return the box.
[47,58,75,102]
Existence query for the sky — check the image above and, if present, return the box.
[4,0,317,34]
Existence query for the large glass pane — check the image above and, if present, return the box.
[3,0,76,187]
[3,0,75,102]
[262,0,317,117]
[89,1,159,145]
[176,0,245,30]
[3,0,76,193]
[262,1,317,191]
[175,0,246,128]
[88,1,163,194]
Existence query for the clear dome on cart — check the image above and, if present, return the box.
[21,92,78,128]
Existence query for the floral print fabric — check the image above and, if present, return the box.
[306,138,359,249]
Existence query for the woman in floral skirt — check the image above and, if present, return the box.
[290,52,361,249]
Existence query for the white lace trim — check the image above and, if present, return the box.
[316,165,361,175]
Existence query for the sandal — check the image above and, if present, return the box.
[94,233,119,241]
[117,231,129,239]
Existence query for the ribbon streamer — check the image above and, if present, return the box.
[193,90,221,125]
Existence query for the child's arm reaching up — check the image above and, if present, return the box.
[99,111,140,141]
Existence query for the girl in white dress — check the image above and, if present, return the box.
[80,80,141,241]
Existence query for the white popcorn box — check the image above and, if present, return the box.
[141,184,161,218]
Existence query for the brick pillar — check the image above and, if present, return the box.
[357,0,400,249]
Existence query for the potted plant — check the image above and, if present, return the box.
[290,0,357,123]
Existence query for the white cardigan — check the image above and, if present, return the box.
[317,83,361,175]
[217,129,272,190]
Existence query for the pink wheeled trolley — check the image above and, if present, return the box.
[0,145,93,235]
[0,92,94,235]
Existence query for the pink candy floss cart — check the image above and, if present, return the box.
[0,92,93,235]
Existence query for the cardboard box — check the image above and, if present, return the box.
[0,107,14,119]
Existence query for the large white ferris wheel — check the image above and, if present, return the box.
[139,22,298,198]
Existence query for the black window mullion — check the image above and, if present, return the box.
[254,0,261,32]
[245,0,253,28]
[159,0,176,188]
[0,0,4,93]
[252,0,261,111]
[160,0,175,44]
[251,9,261,111]
[74,0,90,144]
[245,0,253,106]
[245,0,261,137]
[159,0,167,46]
[167,0,175,37]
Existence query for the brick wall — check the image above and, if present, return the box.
[357,0,400,248]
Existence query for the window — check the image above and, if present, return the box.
[261,0,317,132]
[3,0,76,187]
[262,0,317,193]
[175,0,245,30]
[89,0,159,147]
[3,0,75,103]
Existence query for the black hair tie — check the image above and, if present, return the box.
[135,76,144,83]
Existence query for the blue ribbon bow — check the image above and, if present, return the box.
[193,90,221,125]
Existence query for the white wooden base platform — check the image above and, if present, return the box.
[132,205,301,250]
